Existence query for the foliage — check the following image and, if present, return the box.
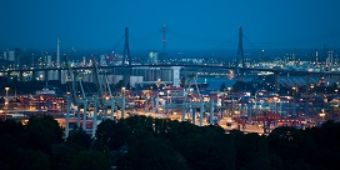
[70,150,110,170]
[25,115,64,152]
[0,116,340,170]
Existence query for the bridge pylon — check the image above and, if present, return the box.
[237,26,245,68]
[122,27,132,86]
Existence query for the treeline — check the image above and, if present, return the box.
[0,116,339,170]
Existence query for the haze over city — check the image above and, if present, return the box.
[1,0,340,51]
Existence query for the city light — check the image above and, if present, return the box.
[4,86,10,97]
[0,1,339,169]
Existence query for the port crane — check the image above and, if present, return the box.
[64,58,126,138]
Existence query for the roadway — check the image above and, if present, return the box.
[2,64,340,76]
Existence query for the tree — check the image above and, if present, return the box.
[268,127,302,161]
[12,149,51,170]
[71,150,110,170]
[0,119,24,142]
[95,119,131,151]
[0,120,26,169]
[117,137,189,170]
[67,129,93,150]
[51,143,77,170]
[25,115,63,152]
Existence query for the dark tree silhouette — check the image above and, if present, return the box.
[26,115,63,152]
[71,150,110,170]
[0,116,340,170]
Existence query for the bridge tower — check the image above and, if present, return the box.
[122,27,132,86]
[122,27,131,66]
[237,26,245,68]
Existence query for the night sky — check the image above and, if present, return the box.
[0,0,339,51]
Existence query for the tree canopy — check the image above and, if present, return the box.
[0,115,339,170]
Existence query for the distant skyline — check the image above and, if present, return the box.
[0,0,340,51]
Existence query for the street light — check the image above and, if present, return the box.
[4,87,10,97]
[310,84,315,93]
[167,90,171,104]
[273,96,279,114]
[292,86,297,116]
[156,78,161,89]
[319,109,326,121]
[292,86,297,94]
[121,87,126,96]
[39,74,44,81]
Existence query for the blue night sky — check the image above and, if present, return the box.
[0,0,339,51]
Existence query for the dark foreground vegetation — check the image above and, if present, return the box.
[0,116,340,170]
